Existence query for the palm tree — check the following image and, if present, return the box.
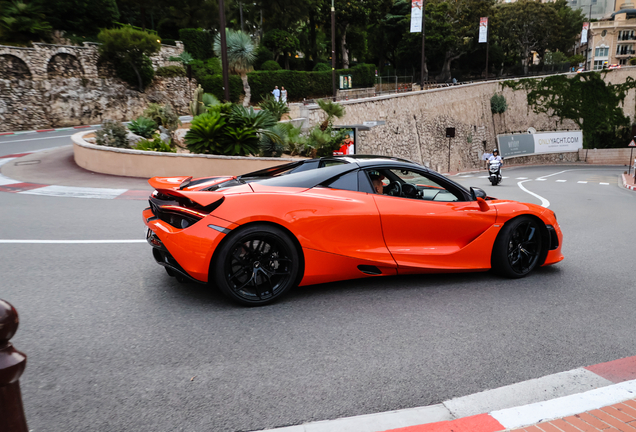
[214,29,256,107]
[317,99,345,131]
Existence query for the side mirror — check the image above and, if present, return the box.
[470,187,487,200]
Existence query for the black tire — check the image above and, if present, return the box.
[212,224,300,306]
[490,176,498,186]
[492,216,543,278]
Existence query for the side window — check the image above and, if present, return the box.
[319,159,347,168]
[323,171,358,192]
[365,168,463,202]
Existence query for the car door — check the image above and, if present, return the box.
[368,168,498,270]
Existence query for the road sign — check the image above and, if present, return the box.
[628,140,636,147]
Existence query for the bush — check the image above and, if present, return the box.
[185,112,228,154]
[190,57,222,77]
[259,94,289,121]
[260,123,289,157]
[155,65,186,77]
[197,74,243,103]
[254,45,274,70]
[135,136,176,152]
[261,60,282,71]
[248,63,376,102]
[96,120,128,148]
[128,116,158,138]
[178,28,214,60]
[313,62,331,72]
[490,94,507,114]
[111,54,155,90]
[143,103,180,131]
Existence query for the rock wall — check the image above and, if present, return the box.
[0,42,192,132]
[0,77,197,131]
[298,67,636,172]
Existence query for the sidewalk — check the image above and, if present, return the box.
[255,356,636,432]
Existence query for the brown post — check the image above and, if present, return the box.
[0,299,28,432]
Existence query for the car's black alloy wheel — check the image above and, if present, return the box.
[213,224,300,306]
[492,216,543,278]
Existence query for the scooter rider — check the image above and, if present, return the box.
[488,148,502,164]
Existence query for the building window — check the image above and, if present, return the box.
[616,44,635,55]
[602,30,607,37]
[594,60,604,70]
[619,30,635,41]
[595,46,609,57]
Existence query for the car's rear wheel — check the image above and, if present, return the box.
[492,216,543,278]
[213,224,300,306]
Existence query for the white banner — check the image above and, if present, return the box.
[478,17,488,43]
[581,22,589,44]
[410,0,423,32]
[533,131,583,154]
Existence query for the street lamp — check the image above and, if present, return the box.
[218,0,230,102]
[331,0,337,101]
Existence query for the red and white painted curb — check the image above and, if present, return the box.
[622,173,636,191]
[0,153,149,200]
[255,356,636,432]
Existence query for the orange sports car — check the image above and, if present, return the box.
[143,156,563,306]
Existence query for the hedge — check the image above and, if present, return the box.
[247,63,376,102]
[178,28,214,60]
[155,65,186,77]
[197,74,243,103]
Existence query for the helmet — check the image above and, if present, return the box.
[493,148,499,154]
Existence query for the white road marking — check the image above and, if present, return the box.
[556,180,567,182]
[515,177,528,180]
[19,185,127,199]
[0,134,75,144]
[478,175,488,178]
[459,175,474,178]
[535,178,547,181]
[517,180,550,208]
[0,240,146,244]
[578,181,587,184]
[600,182,609,185]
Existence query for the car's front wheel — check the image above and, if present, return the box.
[213,224,300,306]
[492,216,543,278]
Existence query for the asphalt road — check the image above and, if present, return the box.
[2,138,636,432]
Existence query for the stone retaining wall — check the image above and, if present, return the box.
[296,68,636,172]
[0,42,183,80]
[0,77,197,131]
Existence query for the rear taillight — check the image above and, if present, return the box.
[149,194,224,229]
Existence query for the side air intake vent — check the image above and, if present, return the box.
[357,265,382,275]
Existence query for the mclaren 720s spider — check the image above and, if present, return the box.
[143,155,563,306]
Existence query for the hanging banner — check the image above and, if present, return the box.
[478,17,488,43]
[581,22,589,44]
[410,0,423,32]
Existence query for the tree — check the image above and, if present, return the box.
[98,26,161,92]
[0,0,52,44]
[214,29,256,106]
[426,0,494,82]
[495,0,557,74]
[548,0,585,55]
[36,0,119,36]
[262,29,300,69]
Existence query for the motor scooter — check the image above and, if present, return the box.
[488,159,502,185]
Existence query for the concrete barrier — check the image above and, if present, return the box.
[578,148,636,165]
[72,130,303,178]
